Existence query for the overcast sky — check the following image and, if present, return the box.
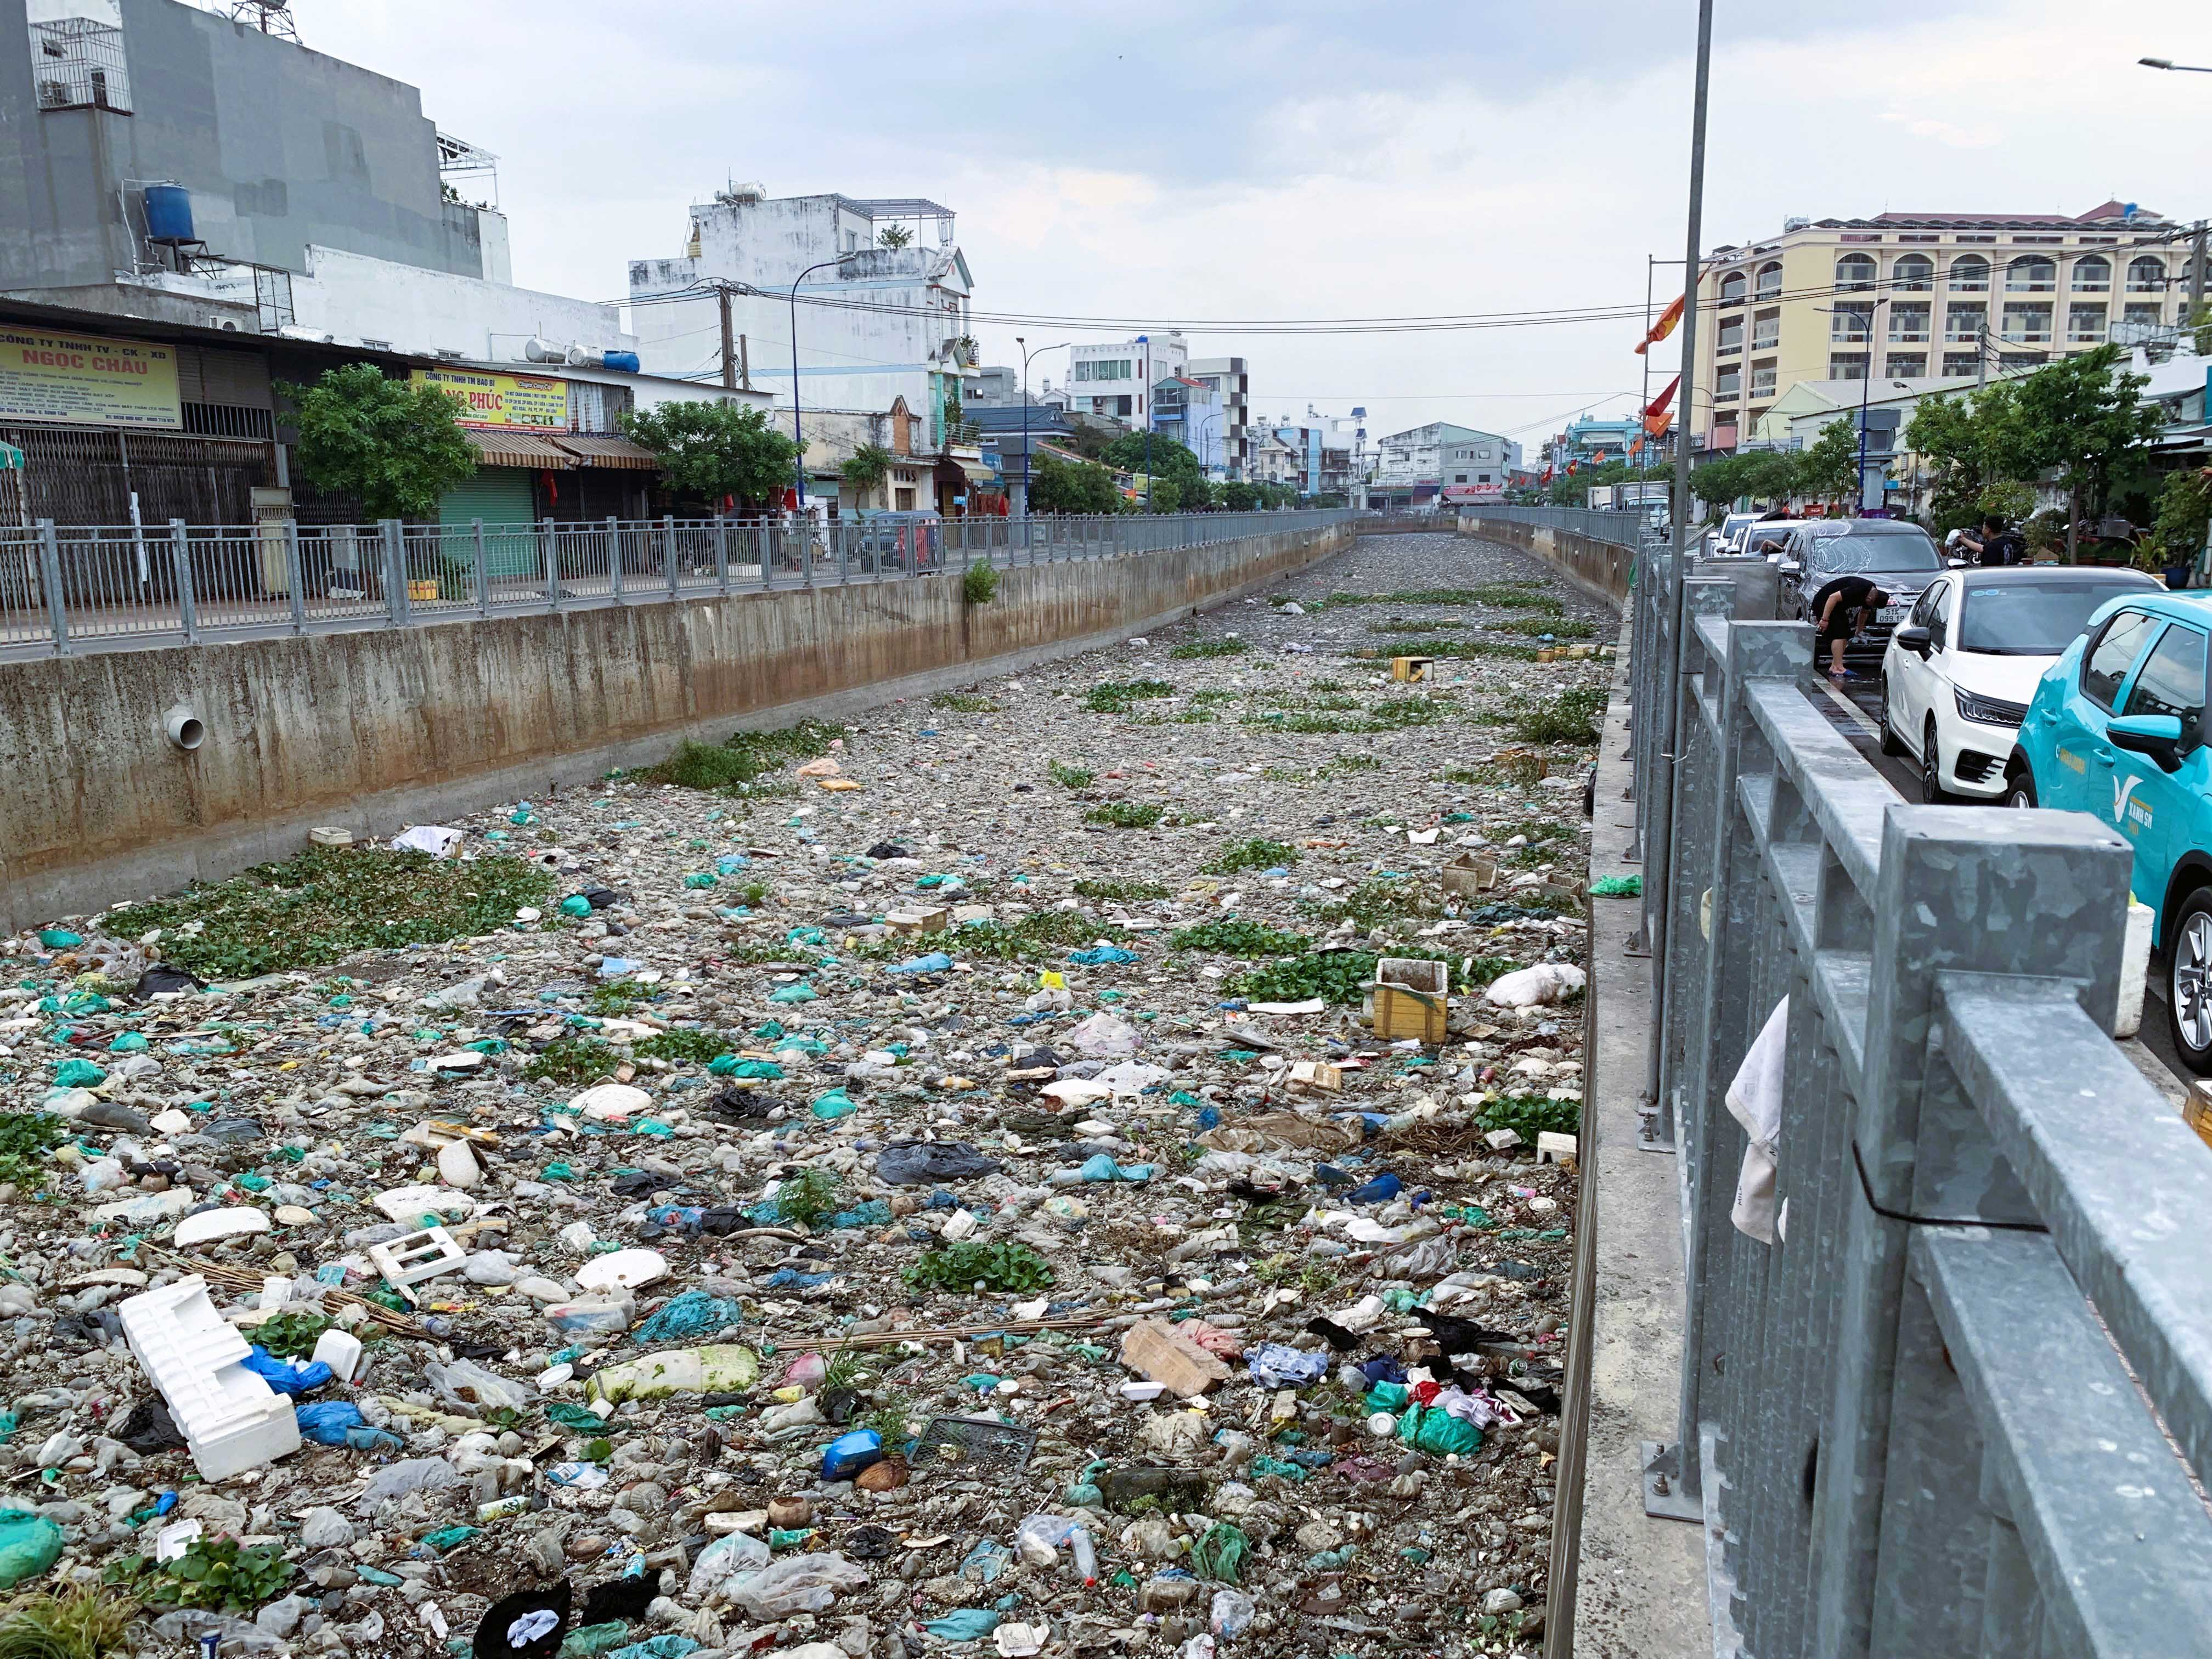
[296,0,2212,444]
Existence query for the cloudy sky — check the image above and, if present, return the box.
[299,0,2212,444]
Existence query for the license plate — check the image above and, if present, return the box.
[1877,605,1905,623]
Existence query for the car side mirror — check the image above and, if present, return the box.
[1893,625,1932,657]
[2110,712,2186,771]
[1947,557,1968,568]
[1779,559,1802,577]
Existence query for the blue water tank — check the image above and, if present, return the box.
[143,183,194,244]
[601,351,641,374]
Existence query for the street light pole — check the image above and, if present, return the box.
[1015,338,1069,517]
[788,255,850,514]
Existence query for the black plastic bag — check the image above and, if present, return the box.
[875,1141,1002,1186]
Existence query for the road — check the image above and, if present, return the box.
[1811,668,2198,1108]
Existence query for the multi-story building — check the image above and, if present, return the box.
[1370,421,1522,509]
[1069,332,1187,427]
[1184,356,1249,477]
[629,188,978,448]
[1559,415,1640,468]
[1150,376,1226,477]
[1691,201,2192,453]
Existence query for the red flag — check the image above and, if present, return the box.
[1540,465,1554,483]
[1635,295,1686,356]
[1566,460,1579,476]
[1644,376,1679,419]
[1644,411,1674,440]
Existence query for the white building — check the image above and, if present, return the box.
[284,245,635,365]
[1070,332,1187,427]
[627,186,977,448]
[1186,356,1250,477]
[1373,421,1523,507]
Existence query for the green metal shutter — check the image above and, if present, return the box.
[439,469,539,577]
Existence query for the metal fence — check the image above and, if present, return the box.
[1457,503,1654,548]
[0,509,1356,657]
[1626,539,2212,1656]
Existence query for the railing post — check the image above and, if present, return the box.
[664,514,679,599]
[762,523,776,590]
[380,520,407,628]
[607,516,623,600]
[837,520,849,586]
[36,519,67,654]
[473,518,490,618]
[1809,806,2134,1659]
[171,519,199,641]
[714,518,730,594]
[284,519,307,635]
[544,525,564,613]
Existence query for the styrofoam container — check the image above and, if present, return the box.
[117,1276,298,1480]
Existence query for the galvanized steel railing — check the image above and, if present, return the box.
[1460,503,1654,547]
[1627,542,2212,1656]
[0,508,1357,657]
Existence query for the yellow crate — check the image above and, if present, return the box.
[1371,957,1449,1043]
[1391,656,1435,682]
[407,579,439,602]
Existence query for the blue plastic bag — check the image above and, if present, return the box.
[1346,1172,1403,1204]
[1068,946,1140,966]
[821,1428,883,1482]
[922,1610,1001,1641]
[244,1346,332,1396]
[891,951,953,974]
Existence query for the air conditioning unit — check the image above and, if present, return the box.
[207,315,241,331]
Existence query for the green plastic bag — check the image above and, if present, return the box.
[0,1509,62,1588]
[560,895,594,918]
[1190,1521,1249,1584]
[1589,874,1642,898]
[52,1058,105,1089]
[1397,1402,1483,1457]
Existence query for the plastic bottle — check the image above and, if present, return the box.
[1014,1514,1097,1586]
[1210,1587,1256,1641]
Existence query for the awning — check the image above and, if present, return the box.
[957,459,996,486]
[552,433,659,470]
[462,428,575,469]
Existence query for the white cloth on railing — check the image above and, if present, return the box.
[1725,996,1788,1245]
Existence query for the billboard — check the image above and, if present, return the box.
[411,367,568,430]
[0,328,181,428]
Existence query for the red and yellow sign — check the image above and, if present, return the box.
[0,329,180,428]
[411,367,568,430]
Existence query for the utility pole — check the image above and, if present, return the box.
[719,286,736,391]
[2192,221,2207,320]
[738,334,751,391]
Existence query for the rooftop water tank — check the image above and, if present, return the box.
[600,351,640,374]
[143,183,194,245]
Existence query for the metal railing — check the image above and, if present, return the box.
[1624,540,2212,1656]
[0,509,1356,657]
[1459,504,1654,548]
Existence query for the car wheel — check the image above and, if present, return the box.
[1878,678,1906,757]
[2004,766,2036,809]
[2168,890,2212,1076]
[1920,720,1946,804]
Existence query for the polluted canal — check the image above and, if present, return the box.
[0,532,1612,1659]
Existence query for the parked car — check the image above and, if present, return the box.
[1734,516,1801,558]
[1880,566,2160,802]
[2005,590,2212,1069]
[853,510,943,575]
[1713,511,1762,554]
[1775,520,1945,667]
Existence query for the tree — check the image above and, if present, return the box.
[1028,451,1122,514]
[1735,450,1799,507]
[1795,417,1864,505]
[1905,383,2019,533]
[1690,453,1748,511]
[1219,480,1261,511]
[841,443,893,507]
[1101,432,1202,483]
[1147,479,1184,514]
[2001,345,2163,559]
[279,364,475,521]
[877,224,913,249]
[619,400,797,511]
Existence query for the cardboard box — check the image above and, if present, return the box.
[887,907,950,933]
[1441,852,1499,899]
[1371,957,1450,1043]
[1391,656,1435,683]
[407,579,439,602]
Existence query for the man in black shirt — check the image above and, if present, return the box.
[1810,574,1889,680]
[1958,515,2025,566]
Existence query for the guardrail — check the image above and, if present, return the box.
[1458,503,1659,548]
[0,508,1356,657]
[1626,538,2212,1657]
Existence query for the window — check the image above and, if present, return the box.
[1949,255,1990,291]
[1908,580,1944,629]
[1454,473,1468,483]
[1945,302,1986,341]
[2067,304,2107,343]
[1715,364,1741,398]
[2006,255,2056,292]
[2012,235,2062,244]
[2083,610,2162,710]
[1893,253,1934,291]
[1074,358,1132,382]
[2128,256,2168,293]
[2124,302,2165,329]
[1886,353,1926,378]
[1755,261,1783,299]
[1751,308,1780,349]
[1889,303,1931,342]
[1941,352,1980,378]
[1929,583,1954,641]
[1831,302,1874,342]
[2124,624,2208,751]
[2071,256,2111,292]
[1829,352,1869,380]
[1719,270,1746,306]
[1716,318,1743,354]
[29,3,129,112]
[1837,253,1876,291]
[2001,302,2052,343]
[1750,360,1777,397]
[1955,234,1996,244]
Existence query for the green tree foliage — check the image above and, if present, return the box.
[1101,431,1203,483]
[2153,467,2212,561]
[619,400,798,510]
[877,223,913,249]
[1905,386,2016,533]
[279,364,474,520]
[1029,450,1124,514]
[1795,417,1865,505]
[1220,481,1261,511]
[841,442,893,498]
[2000,345,2162,523]
[1147,478,1184,514]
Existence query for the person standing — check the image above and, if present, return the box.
[1809,573,1889,680]
[1959,514,2023,566]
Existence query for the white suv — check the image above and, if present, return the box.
[1880,566,2160,800]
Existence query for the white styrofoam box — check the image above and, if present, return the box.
[374,1184,473,1223]
[2117,899,2155,1040]
[368,1225,469,1290]
[309,1327,365,1384]
[171,1207,272,1249]
[116,1276,298,1480]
